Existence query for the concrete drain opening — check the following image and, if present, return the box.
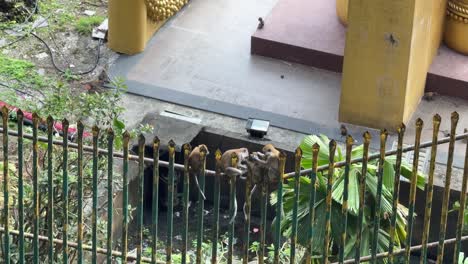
[122,127,297,258]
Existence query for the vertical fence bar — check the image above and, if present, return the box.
[436,112,459,264]
[166,140,176,264]
[228,153,238,264]
[196,146,208,264]
[77,121,84,264]
[355,132,371,263]
[32,113,39,264]
[388,124,405,264]
[405,118,424,263]
[137,135,145,264]
[152,137,160,264]
[92,126,100,264]
[107,129,114,263]
[324,141,336,264]
[290,148,302,264]
[305,143,320,264]
[62,119,69,264]
[47,116,54,264]
[454,131,468,263]
[259,170,268,264]
[17,109,24,264]
[121,131,130,262]
[1,106,9,264]
[371,130,388,263]
[274,152,286,264]
[212,150,222,264]
[182,144,191,264]
[420,115,441,264]
[242,157,253,264]
[339,136,353,264]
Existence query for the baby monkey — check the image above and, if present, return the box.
[220,148,250,224]
[188,144,210,200]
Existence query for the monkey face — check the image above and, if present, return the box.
[262,144,278,157]
[238,148,249,163]
[198,144,209,155]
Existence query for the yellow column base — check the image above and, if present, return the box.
[108,0,168,55]
[444,0,468,55]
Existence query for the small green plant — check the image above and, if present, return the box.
[75,15,105,34]
[451,198,468,235]
[250,241,308,263]
[62,68,79,81]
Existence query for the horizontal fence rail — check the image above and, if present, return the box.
[0,127,467,178]
[0,107,467,263]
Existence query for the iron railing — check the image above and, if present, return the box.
[0,107,467,263]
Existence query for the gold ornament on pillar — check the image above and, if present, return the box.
[144,0,188,22]
[336,0,349,26]
[445,0,468,54]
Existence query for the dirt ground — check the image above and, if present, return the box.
[1,0,117,92]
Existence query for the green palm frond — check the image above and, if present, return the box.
[272,134,427,259]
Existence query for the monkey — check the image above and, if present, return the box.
[258,17,265,29]
[220,148,249,178]
[422,92,438,101]
[220,148,249,224]
[188,144,210,200]
[241,144,281,220]
[340,124,348,137]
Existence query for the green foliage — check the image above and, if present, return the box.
[451,199,468,235]
[138,232,230,263]
[0,53,153,261]
[38,0,77,31]
[272,134,427,262]
[459,252,468,264]
[75,15,104,34]
[249,241,310,264]
[0,55,46,87]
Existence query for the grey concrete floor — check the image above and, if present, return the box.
[113,0,468,186]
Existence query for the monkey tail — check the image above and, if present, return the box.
[243,184,257,221]
[229,197,237,225]
[193,174,207,200]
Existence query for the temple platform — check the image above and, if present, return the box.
[251,0,468,100]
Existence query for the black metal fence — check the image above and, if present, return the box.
[0,107,467,263]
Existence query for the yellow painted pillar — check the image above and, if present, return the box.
[339,0,447,129]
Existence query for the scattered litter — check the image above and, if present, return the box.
[32,16,48,29]
[175,235,182,241]
[69,64,75,68]
[92,18,108,40]
[37,69,46,76]
[84,10,96,16]
[35,52,48,60]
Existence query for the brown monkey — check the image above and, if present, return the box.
[220,148,249,177]
[257,144,280,182]
[242,144,281,220]
[220,148,249,224]
[188,144,209,200]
